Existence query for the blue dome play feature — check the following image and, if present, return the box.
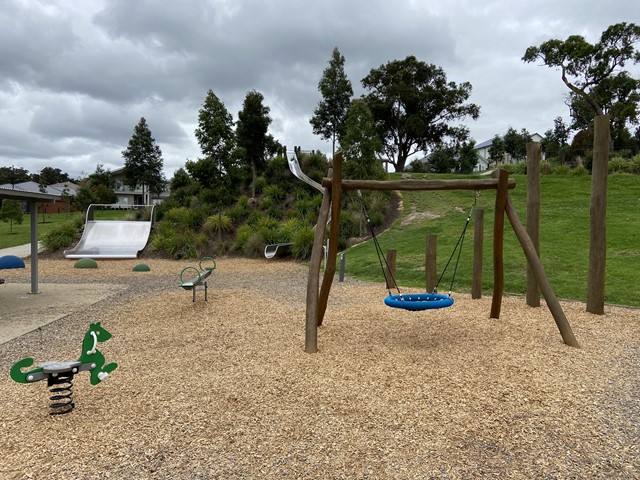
[0,255,26,270]
[384,293,454,311]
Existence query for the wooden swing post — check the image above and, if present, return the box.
[304,166,578,352]
[490,169,510,319]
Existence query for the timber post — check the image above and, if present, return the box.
[316,152,343,326]
[471,208,484,299]
[425,234,437,293]
[490,170,510,319]
[305,187,332,353]
[505,195,580,348]
[587,115,610,314]
[385,249,397,289]
[526,142,541,307]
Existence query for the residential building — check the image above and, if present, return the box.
[474,133,545,170]
[111,168,170,206]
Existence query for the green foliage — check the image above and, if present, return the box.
[162,207,204,231]
[0,200,24,233]
[242,232,266,258]
[342,99,384,180]
[262,184,285,202]
[202,214,233,236]
[236,90,272,177]
[233,224,252,251]
[408,159,428,173]
[499,163,527,175]
[277,218,306,242]
[344,173,640,307]
[362,55,480,171]
[41,219,80,250]
[310,47,354,156]
[259,196,274,211]
[263,156,289,185]
[0,166,31,184]
[121,117,165,198]
[291,226,315,260]
[149,221,197,259]
[523,22,640,127]
[253,177,267,194]
[608,156,632,174]
[571,166,589,176]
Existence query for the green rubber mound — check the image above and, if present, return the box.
[132,263,151,272]
[74,258,98,269]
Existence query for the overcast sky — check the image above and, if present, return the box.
[1,0,639,180]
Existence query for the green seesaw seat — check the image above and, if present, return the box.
[180,257,216,302]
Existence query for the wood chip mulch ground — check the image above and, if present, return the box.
[0,257,638,479]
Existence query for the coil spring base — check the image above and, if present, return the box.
[47,372,75,415]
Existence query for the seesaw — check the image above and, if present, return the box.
[179,257,216,302]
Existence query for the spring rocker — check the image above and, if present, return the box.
[179,257,216,302]
[9,322,118,415]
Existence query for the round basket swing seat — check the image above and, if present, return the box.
[384,293,454,311]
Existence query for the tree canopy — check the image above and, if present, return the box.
[362,55,480,172]
[189,89,239,207]
[237,90,272,196]
[310,47,353,159]
[122,117,165,202]
[341,99,384,180]
[523,22,640,119]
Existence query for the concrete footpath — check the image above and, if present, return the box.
[0,242,124,345]
[0,242,43,259]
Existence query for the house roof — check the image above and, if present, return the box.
[474,133,543,151]
[0,181,78,197]
[0,185,58,203]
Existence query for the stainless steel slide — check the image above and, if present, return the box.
[264,151,328,259]
[64,204,155,259]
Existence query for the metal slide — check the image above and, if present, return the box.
[64,204,156,259]
[264,151,327,259]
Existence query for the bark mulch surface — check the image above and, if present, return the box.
[0,257,638,479]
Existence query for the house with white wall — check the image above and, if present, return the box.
[474,133,544,170]
[111,168,169,206]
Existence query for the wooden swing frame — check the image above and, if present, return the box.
[304,153,579,353]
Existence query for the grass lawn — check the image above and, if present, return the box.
[344,172,640,307]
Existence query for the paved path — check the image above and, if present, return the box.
[0,242,43,258]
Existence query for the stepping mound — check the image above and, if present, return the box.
[74,258,98,269]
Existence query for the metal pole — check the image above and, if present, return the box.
[29,201,39,294]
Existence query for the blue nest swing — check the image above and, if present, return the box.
[361,190,479,313]
[384,293,454,311]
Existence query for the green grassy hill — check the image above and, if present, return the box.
[343,173,640,307]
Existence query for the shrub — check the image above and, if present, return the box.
[291,226,315,260]
[242,232,266,258]
[259,196,275,211]
[149,221,197,259]
[277,218,306,242]
[552,164,572,175]
[262,184,285,202]
[162,207,205,230]
[630,154,640,174]
[608,156,630,174]
[233,224,253,251]
[539,160,553,175]
[202,214,233,236]
[253,177,267,195]
[570,166,589,176]
[41,219,81,251]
